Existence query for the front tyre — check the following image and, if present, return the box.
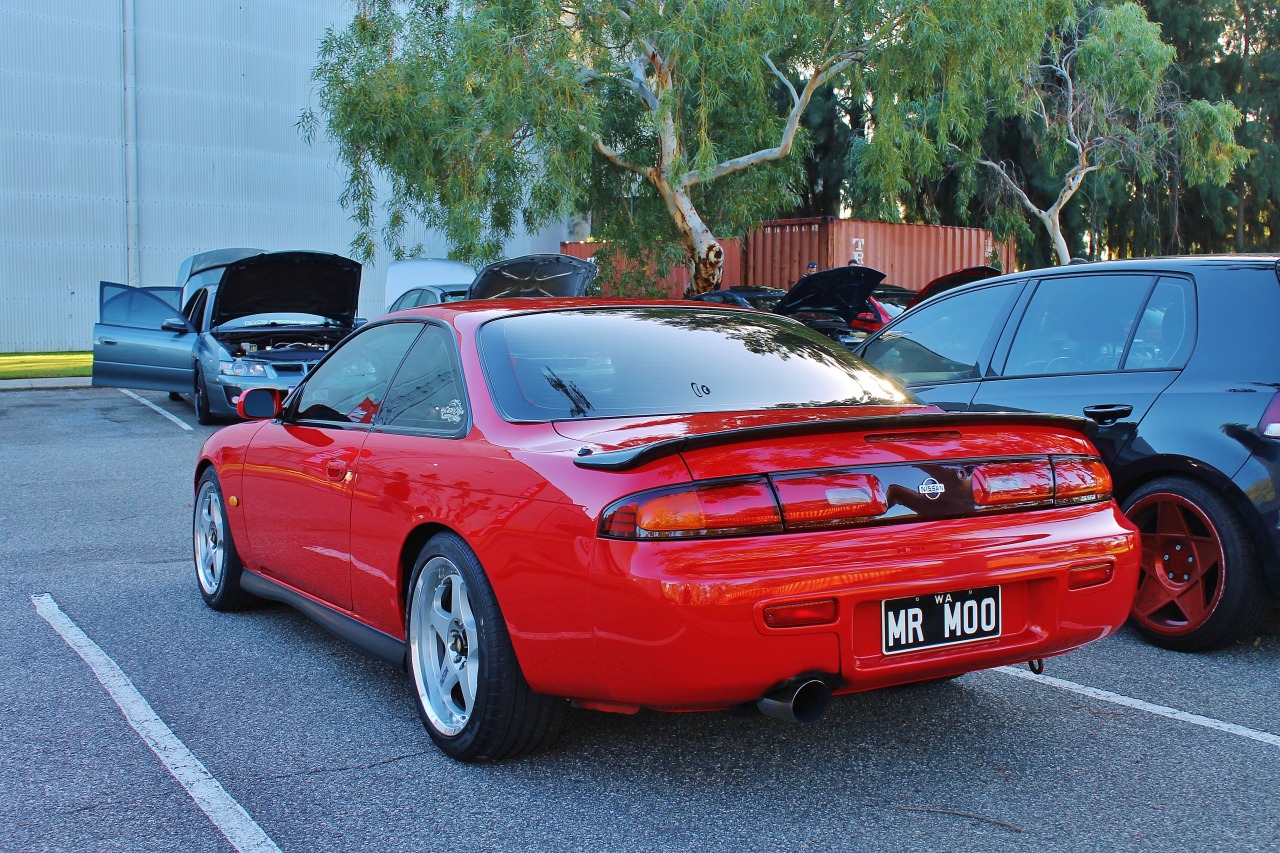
[1122,476,1267,651]
[406,533,565,761]
[194,367,216,425]
[193,469,256,611]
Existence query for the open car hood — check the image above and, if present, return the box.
[212,251,362,326]
[774,266,887,325]
[467,254,596,299]
[912,265,1001,307]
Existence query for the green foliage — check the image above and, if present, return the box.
[306,0,1061,283]
[957,2,1241,262]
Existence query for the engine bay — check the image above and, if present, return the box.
[215,327,350,361]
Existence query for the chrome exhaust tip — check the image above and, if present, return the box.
[756,679,830,725]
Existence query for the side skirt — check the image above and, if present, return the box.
[240,571,407,670]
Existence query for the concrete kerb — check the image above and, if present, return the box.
[0,377,93,391]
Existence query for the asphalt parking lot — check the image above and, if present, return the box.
[2,387,1278,852]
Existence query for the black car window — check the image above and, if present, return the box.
[293,322,423,425]
[378,324,467,433]
[1002,275,1151,377]
[480,307,911,422]
[1123,277,1196,370]
[860,283,1018,384]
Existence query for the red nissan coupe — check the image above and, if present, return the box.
[194,300,1139,761]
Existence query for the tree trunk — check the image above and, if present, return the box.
[1043,210,1071,265]
[649,172,724,294]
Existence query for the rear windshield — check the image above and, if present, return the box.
[479,307,911,421]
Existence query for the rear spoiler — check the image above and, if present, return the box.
[573,411,1096,471]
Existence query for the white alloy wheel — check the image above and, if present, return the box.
[409,556,480,736]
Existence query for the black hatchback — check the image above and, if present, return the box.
[857,256,1280,651]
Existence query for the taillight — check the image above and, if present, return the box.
[1053,456,1112,504]
[771,472,887,529]
[972,460,1053,506]
[1259,394,1280,438]
[599,478,783,539]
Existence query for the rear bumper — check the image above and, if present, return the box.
[579,502,1138,710]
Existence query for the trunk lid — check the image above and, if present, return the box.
[468,254,597,299]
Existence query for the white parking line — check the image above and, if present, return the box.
[997,665,1280,748]
[31,594,282,853]
[119,389,193,431]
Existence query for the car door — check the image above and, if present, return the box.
[857,280,1025,411]
[348,322,472,627]
[91,282,196,392]
[239,321,425,610]
[969,273,1191,465]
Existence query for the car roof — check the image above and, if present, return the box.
[934,255,1280,299]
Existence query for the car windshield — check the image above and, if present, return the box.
[479,306,911,421]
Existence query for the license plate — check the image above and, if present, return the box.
[881,585,1001,655]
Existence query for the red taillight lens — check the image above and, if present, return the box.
[772,472,887,528]
[1068,562,1114,590]
[972,460,1054,506]
[1053,457,1112,504]
[763,598,839,628]
[600,479,783,539]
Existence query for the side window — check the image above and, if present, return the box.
[860,283,1018,384]
[294,322,423,425]
[379,324,467,432]
[389,291,415,312]
[411,289,441,307]
[182,289,208,333]
[99,283,183,330]
[1123,278,1196,370]
[1002,275,1152,377]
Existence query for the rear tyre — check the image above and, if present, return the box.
[194,367,216,425]
[406,533,565,761]
[1121,476,1267,651]
[168,391,184,402]
[193,469,256,611]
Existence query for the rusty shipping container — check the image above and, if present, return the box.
[560,239,743,298]
[746,217,1016,291]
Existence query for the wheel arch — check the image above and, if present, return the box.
[1113,454,1280,598]
[398,522,461,619]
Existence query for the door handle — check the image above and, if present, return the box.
[1082,404,1133,425]
[99,338,117,346]
[325,459,349,481]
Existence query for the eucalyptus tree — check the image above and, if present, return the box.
[962,2,1247,264]
[303,0,1055,292]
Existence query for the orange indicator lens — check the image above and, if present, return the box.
[1053,457,1112,504]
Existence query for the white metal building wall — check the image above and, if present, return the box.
[0,1,567,352]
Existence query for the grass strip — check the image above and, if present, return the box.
[0,352,93,380]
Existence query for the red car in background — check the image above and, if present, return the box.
[195,300,1139,761]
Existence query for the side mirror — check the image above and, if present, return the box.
[237,388,282,420]
[161,318,190,334]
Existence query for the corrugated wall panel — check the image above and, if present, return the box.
[560,239,742,297]
[0,4,126,352]
[0,1,568,351]
[748,218,1017,291]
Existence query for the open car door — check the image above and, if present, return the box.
[92,281,196,393]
